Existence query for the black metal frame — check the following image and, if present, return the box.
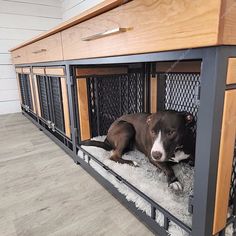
[16,46,236,236]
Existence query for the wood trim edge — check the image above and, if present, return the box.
[213,89,236,234]
[33,75,42,117]
[150,75,157,113]
[77,78,91,141]
[227,58,236,85]
[60,77,71,138]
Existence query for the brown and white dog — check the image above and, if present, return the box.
[81,111,196,191]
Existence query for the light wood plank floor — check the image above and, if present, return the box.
[0,113,154,236]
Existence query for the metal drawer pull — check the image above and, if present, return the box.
[82,27,131,41]
[14,55,21,59]
[32,49,47,54]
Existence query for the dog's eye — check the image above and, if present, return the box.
[151,130,156,135]
[167,130,175,136]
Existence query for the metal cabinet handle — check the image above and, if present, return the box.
[14,55,21,59]
[32,49,47,54]
[81,27,131,41]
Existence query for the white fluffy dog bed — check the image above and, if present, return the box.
[78,136,233,236]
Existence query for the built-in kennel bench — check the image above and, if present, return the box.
[10,1,236,235]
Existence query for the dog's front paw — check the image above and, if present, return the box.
[169,181,183,192]
[132,161,139,167]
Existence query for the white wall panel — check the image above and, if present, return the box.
[0,79,18,90]
[0,28,43,40]
[0,14,61,30]
[0,39,22,53]
[62,0,83,11]
[0,100,21,114]
[0,65,16,79]
[0,89,19,101]
[0,54,11,64]
[62,0,103,20]
[0,1,62,18]
[5,0,62,7]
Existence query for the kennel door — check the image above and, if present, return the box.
[34,67,71,139]
[16,67,36,113]
[46,67,71,139]
[48,75,71,138]
[36,74,51,122]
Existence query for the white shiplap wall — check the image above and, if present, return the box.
[0,0,62,114]
[62,0,104,20]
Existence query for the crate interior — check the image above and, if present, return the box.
[74,61,235,235]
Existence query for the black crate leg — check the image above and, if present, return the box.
[192,47,229,236]
[65,63,77,162]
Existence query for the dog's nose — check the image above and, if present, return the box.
[152,151,162,160]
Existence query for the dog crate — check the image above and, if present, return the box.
[33,67,73,150]
[14,46,236,236]
[71,60,236,236]
[72,62,192,235]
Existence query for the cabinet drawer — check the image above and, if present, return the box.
[26,33,63,63]
[12,48,28,64]
[62,0,221,60]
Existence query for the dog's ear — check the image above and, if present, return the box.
[182,112,194,126]
[185,114,193,124]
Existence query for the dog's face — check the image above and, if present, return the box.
[147,111,194,162]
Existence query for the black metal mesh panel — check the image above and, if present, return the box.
[18,74,33,110]
[87,72,145,136]
[229,142,236,207]
[49,77,65,132]
[25,77,33,110]
[157,72,236,215]
[37,75,50,121]
[87,77,98,137]
[19,74,27,105]
[158,73,201,119]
